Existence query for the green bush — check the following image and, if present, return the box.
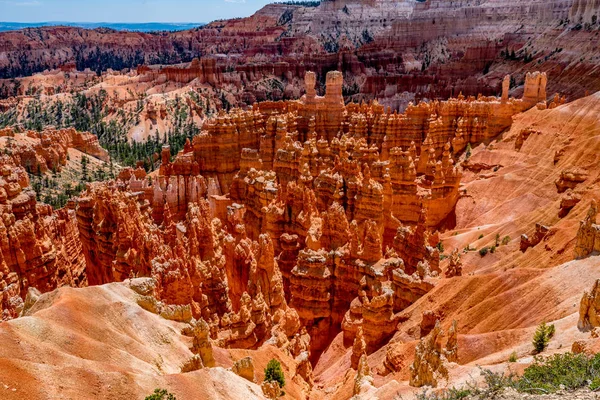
[478,234,484,239]
[490,245,496,254]
[437,241,445,253]
[264,359,285,389]
[145,389,176,400]
[515,353,600,393]
[590,377,600,391]
[479,247,489,257]
[532,322,555,354]
[508,352,518,363]
[416,387,472,400]
[501,236,511,245]
[416,353,600,398]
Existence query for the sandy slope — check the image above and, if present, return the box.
[0,283,267,400]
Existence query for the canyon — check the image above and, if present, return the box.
[1,65,600,399]
[0,0,600,399]
[2,0,600,119]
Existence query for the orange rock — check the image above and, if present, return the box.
[574,200,600,259]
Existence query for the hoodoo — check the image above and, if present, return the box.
[1,0,600,398]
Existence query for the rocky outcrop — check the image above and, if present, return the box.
[579,279,600,332]
[60,70,543,361]
[1,128,108,175]
[574,200,600,259]
[353,354,375,397]
[192,319,216,368]
[570,0,600,24]
[555,169,588,193]
[409,320,458,388]
[445,249,463,278]
[559,190,582,217]
[231,357,255,382]
[0,155,86,320]
[520,223,551,253]
[261,381,281,400]
[350,326,367,371]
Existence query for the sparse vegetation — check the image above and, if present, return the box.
[479,247,489,257]
[416,352,600,399]
[0,90,201,171]
[465,143,472,159]
[532,322,555,354]
[361,29,374,44]
[501,235,511,246]
[145,388,176,400]
[276,1,320,6]
[264,359,285,389]
[508,352,518,363]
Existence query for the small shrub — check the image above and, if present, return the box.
[416,388,472,400]
[495,233,500,246]
[478,234,484,239]
[547,323,555,339]
[532,322,555,354]
[481,368,515,395]
[145,389,176,400]
[437,241,445,253]
[465,143,472,159]
[479,247,489,257]
[264,359,285,389]
[417,353,600,397]
[490,245,496,254]
[501,235,511,245]
[515,352,600,393]
[509,352,518,363]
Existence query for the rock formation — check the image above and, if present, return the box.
[0,72,550,385]
[192,319,216,368]
[570,0,600,24]
[579,279,600,331]
[353,354,375,397]
[0,155,86,320]
[261,381,281,400]
[520,223,551,253]
[0,66,565,400]
[232,357,255,382]
[445,249,463,278]
[574,200,600,259]
[0,128,108,174]
[351,326,368,370]
[409,320,458,388]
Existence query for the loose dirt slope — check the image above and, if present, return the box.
[0,283,267,400]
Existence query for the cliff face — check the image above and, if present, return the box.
[0,155,86,319]
[0,127,108,173]
[1,0,598,107]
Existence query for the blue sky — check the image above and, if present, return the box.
[0,0,275,23]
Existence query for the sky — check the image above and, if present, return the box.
[0,0,275,23]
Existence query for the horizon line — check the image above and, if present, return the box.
[0,21,206,24]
